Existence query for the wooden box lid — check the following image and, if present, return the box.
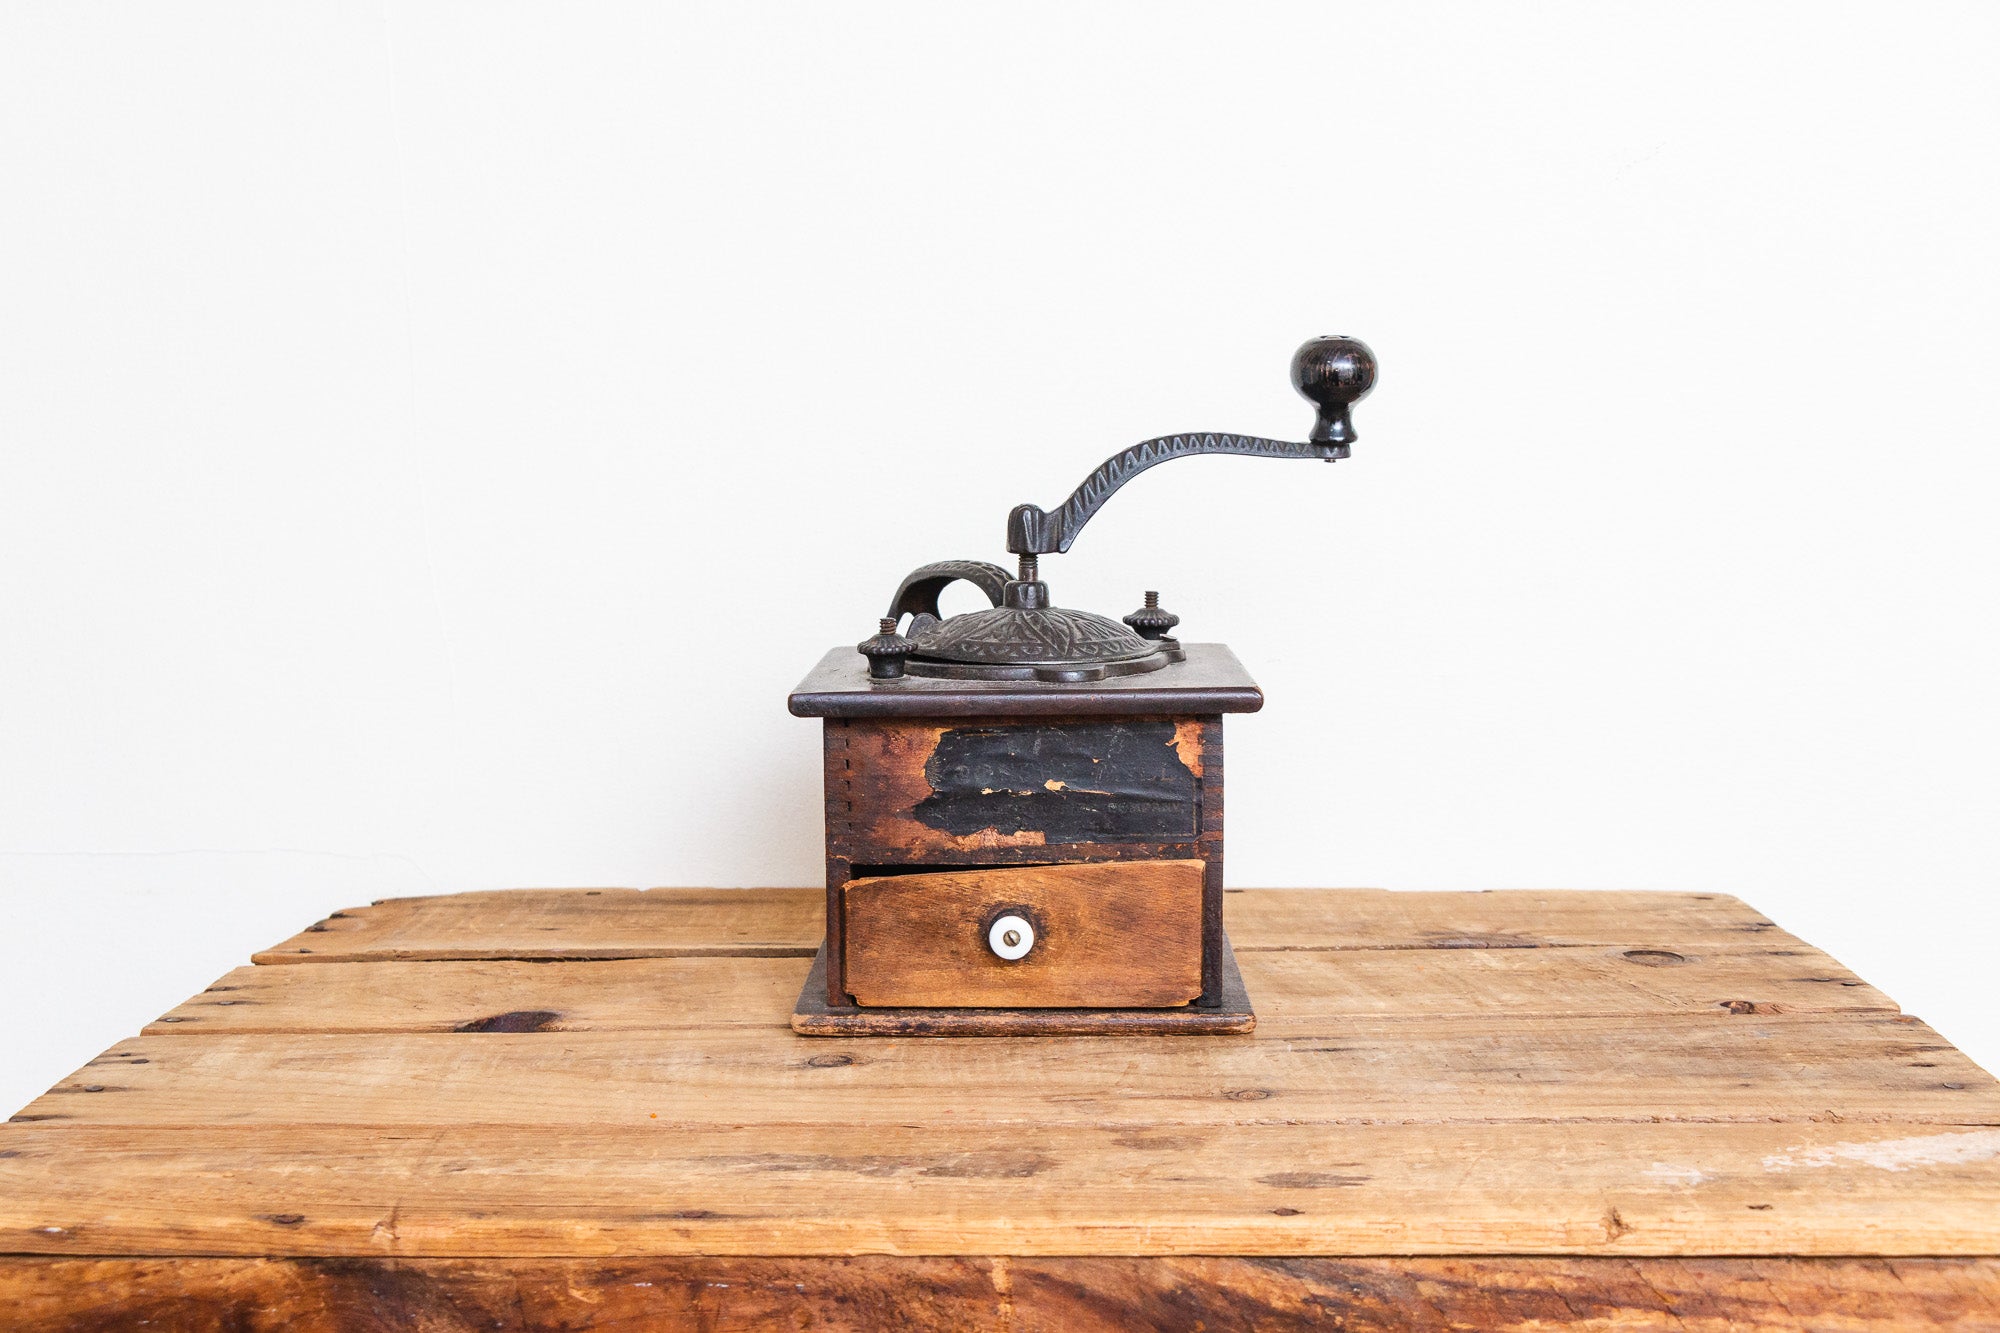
[788,642,1264,719]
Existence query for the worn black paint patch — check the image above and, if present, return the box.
[916,721,1196,841]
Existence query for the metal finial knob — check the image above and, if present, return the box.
[857,617,916,680]
[1123,590,1180,641]
[1290,335,1377,452]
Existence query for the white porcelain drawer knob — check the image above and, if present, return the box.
[987,914,1035,961]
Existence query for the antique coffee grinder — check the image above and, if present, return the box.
[788,336,1377,1035]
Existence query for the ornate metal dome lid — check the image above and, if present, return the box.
[910,605,1158,669]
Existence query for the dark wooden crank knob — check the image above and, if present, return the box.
[1290,335,1377,450]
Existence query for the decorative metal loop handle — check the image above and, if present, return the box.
[886,560,1013,620]
[1005,336,1375,556]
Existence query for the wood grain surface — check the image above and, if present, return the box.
[842,860,1205,1008]
[7,1120,2000,1257]
[253,886,822,963]
[149,939,1891,1035]
[6,1256,1999,1332]
[7,886,2000,1328]
[26,1014,1997,1131]
[252,886,1793,962]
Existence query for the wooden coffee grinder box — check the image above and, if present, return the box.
[788,336,1377,1036]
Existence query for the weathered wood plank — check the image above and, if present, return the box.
[1239,941,1892,1021]
[250,887,1794,964]
[253,887,823,963]
[3,1256,1998,1332]
[1226,888,1786,951]
[147,940,1894,1036]
[4,1122,2000,1258]
[5,1255,1995,1332]
[24,1014,1999,1130]
[152,957,802,1034]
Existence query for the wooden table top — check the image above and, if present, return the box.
[6,887,1999,1331]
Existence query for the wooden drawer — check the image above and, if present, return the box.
[841,860,1205,1009]
[824,717,1217,862]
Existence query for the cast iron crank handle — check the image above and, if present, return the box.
[1005,335,1377,556]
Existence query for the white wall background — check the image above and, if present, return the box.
[3,3,1996,1116]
